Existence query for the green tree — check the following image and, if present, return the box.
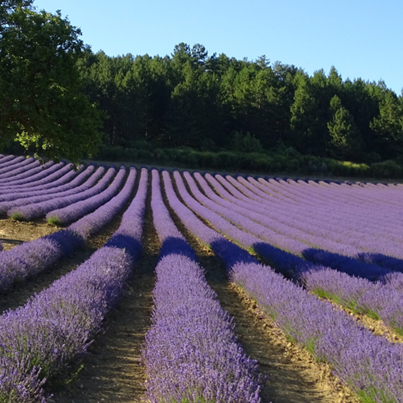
[0,1,102,163]
[166,59,221,148]
[290,71,321,153]
[327,95,362,160]
[370,90,403,157]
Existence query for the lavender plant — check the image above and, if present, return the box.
[143,169,262,402]
[0,163,86,202]
[0,167,137,293]
[0,169,147,401]
[164,170,403,403]
[0,156,29,175]
[8,165,116,221]
[0,160,54,185]
[0,162,72,192]
[0,155,17,165]
[0,157,39,181]
[0,165,97,216]
[45,165,128,226]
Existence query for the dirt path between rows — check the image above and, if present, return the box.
[163,171,359,403]
[0,217,58,251]
[52,181,158,403]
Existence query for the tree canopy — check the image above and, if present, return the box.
[0,0,102,163]
[1,4,402,167]
[78,44,403,163]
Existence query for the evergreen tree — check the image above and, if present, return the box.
[327,95,362,160]
[69,42,403,163]
[290,71,320,153]
[166,60,220,148]
[370,90,403,157]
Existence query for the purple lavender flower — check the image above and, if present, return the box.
[8,165,116,221]
[163,170,403,403]
[0,167,137,293]
[46,165,128,225]
[0,168,148,401]
[143,169,262,402]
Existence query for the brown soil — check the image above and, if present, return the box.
[0,217,58,251]
[51,180,158,403]
[162,171,360,403]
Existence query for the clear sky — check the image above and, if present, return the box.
[33,0,402,95]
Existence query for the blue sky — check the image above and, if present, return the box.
[34,0,402,95]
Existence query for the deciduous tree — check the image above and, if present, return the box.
[0,0,102,163]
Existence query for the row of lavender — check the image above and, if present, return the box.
[143,169,262,402]
[0,155,129,223]
[231,174,403,333]
[2,154,403,401]
[0,161,266,402]
[0,167,148,401]
[0,166,136,292]
[166,170,403,402]
[1,155,401,321]
[214,172,403,279]
[238,175,403,260]
[183,170,403,336]
[219,174,403,263]
[0,158,265,402]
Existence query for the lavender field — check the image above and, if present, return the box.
[0,153,402,403]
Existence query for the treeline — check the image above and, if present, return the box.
[78,43,403,165]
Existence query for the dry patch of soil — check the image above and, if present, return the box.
[0,217,58,251]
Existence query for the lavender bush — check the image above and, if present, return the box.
[0,160,54,185]
[203,173,402,280]
[0,169,147,401]
[164,170,403,403]
[69,167,137,239]
[0,157,38,181]
[0,156,29,175]
[143,169,262,402]
[0,165,97,216]
[0,163,85,202]
[46,165,128,225]
[0,162,72,193]
[0,155,17,165]
[0,167,137,293]
[8,165,116,220]
[302,248,392,281]
[188,171,403,336]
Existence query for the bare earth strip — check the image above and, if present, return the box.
[52,185,158,403]
[0,218,58,251]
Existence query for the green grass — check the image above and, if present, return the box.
[10,211,26,221]
[47,216,63,226]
